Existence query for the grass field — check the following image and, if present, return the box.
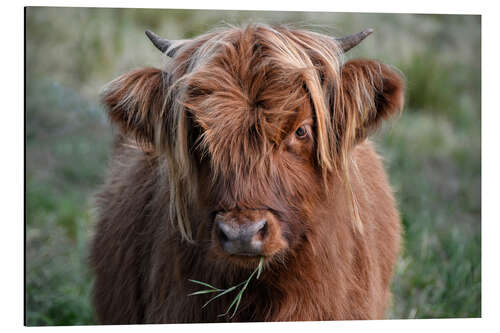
[25,8,481,325]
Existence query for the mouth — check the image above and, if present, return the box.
[221,253,267,269]
[231,252,261,257]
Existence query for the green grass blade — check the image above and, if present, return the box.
[256,257,264,279]
[227,265,257,317]
[230,291,243,318]
[241,269,256,291]
[202,282,244,308]
[188,279,221,290]
[227,264,261,318]
[188,289,221,296]
[192,256,266,318]
[219,292,242,317]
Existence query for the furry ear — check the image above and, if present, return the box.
[101,67,167,149]
[336,59,404,145]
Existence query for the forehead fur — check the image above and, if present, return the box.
[169,24,343,177]
[161,24,347,241]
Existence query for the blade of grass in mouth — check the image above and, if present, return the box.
[189,256,265,318]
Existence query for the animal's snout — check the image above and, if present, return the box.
[216,219,268,255]
[213,210,287,257]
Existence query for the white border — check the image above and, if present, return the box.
[4,0,499,332]
[13,0,487,14]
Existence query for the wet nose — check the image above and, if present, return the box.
[215,219,267,255]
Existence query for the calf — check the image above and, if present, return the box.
[91,24,404,323]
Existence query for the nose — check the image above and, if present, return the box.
[215,218,268,255]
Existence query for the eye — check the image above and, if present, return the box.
[295,126,307,139]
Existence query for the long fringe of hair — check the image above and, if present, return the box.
[155,24,384,241]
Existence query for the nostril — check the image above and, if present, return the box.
[216,221,229,243]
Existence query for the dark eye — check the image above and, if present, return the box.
[295,126,307,138]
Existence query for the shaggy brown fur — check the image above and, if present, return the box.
[90,24,404,324]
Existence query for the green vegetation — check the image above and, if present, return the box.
[189,257,265,318]
[25,8,480,325]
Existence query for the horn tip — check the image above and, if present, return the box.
[145,29,171,53]
[145,29,156,39]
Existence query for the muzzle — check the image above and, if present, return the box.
[213,209,288,257]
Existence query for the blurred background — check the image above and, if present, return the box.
[25,7,481,325]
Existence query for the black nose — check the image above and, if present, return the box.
[216,219,267,255]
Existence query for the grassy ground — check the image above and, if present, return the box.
[25,8,481,325]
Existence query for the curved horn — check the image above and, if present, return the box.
[335,28,374,52]
[145,30,171,53]
[145,29,186,57]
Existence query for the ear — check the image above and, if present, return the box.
[101,67,167,149]
[337,59,404,144]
